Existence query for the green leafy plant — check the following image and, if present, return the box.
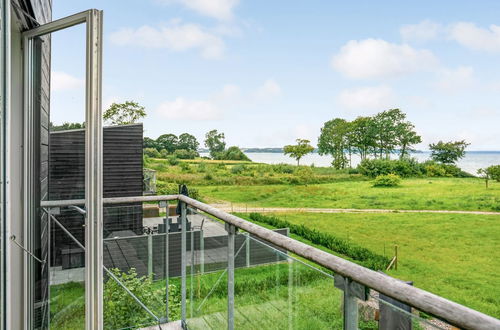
[103,268,180,329]
[167,156,180,166]
[372,174,401,187]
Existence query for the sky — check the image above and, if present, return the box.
[50,0,500,150]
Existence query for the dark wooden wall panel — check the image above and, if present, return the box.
[49,124,144,266]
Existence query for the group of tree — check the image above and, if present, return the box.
[144,133,200,159]
[318,109,422,169]
[204,129,250,161]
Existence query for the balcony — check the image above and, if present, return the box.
[39,194,500,329]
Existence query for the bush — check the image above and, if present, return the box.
[156,181,178,195]
[295,167,314,184]
[372,174,401,187]
[104,268,180,329]
[179,162,191,172]
[358,158,423,178]
[273,163,295,174]
[487,165,500,182]
[424,163,447,177]
[197,162,207,173]
[174,149,198,159]
[167,156,179,166]
[214,146,251,161]
[159,149,170,158]
[231,164,247,174]
[248,213,390,270]
[143,148,160,158]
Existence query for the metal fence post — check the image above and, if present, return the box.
[334,274,368,330]
[181,202,187,327]
[245,232,250,268]
[200,229,204,274]
[162,200,169,322]
[190,229,194,318]
[226,223,236,330]
[148,233,153,277]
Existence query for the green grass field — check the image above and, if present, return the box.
[199,178,500,211]
[240,211,500,318]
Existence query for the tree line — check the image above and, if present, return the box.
[317,108,422,169]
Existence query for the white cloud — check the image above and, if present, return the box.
[331,39,438,79]
[110,23,225,59]
[434,66,476,92]
[338,85,395,110]
[156,97,222,120]
[254,79,282,99]
[156,0,239,21]
[448,22,500,52]
[51,71,84,91]
[400,20,442,42]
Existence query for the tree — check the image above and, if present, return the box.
[318,118,350,169]
[143,137,158,150]
[349,116,377,161]
[429,140,469,164]
[103,101,146,125]
[477,168,491,188]
[283,139,314,166]
[50,122,85,131]
[397,121,422,159]
[488,165,500,182]
[204,130,226,159]
[156,134,178,153]
[177,133,199,152]
[373,109,406,159]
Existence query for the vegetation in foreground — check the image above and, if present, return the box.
[199,177,500,211]
[239,212,500,318]
[50,264,379,329]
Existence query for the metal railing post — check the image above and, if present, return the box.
[245,232,250,268]
[334,274,368,330]
[147,233,153,277]
[190,228,194,318]
[163,212,169,322]
[200,229,204,274]
[180,202,187,327]
[226,223,236,330]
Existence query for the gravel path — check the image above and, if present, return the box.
[210,203,500,216]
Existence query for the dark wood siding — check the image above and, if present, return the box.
[49,124,144,266]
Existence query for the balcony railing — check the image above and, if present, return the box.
[40,195,500,330]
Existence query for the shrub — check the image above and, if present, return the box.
[197,162,207,173]
[358,158,423,178]
[372,174,401,187]
[159,149,170,159]
[273,163,295,174]
[156,181,178,195]
[173,149,198,159]
[167,156,179,166]
[143,148,160,158]
[295,167,314,184]
[104,268,180,329]
[487,165,500,182]
[424,163,447,177]
[179,162,191,172]
[214,146,251,161]
[248,213,390,270]
[231,164,247,174]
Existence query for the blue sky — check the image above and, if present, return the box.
[51,0,500,150]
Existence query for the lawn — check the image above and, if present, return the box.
[198,178,500,211]
[240,211,500,318]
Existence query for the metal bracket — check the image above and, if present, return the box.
[159,200,167,209]
[10,235,45,264]
[225,223,238,234]
[334,274,369,301]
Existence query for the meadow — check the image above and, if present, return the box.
[238,211,500,318]
[198,178,500,211]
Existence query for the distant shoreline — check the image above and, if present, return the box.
[198,149,500,154]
